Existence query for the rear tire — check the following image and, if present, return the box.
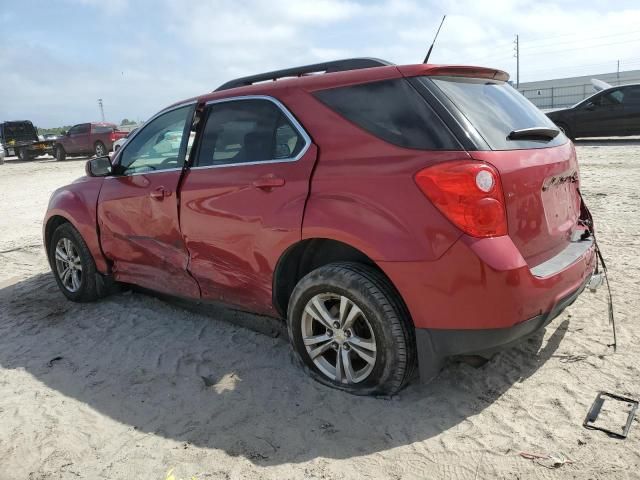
[49,223,100,302]
[94,141,107,157]
[17,148,33,161]
[287,262,416,396]
[55,145,66,161]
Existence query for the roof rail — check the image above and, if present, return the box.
[215,57,393,92]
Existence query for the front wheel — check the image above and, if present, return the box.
[49,223,100,302]
[287,262,416,396]
[55,145,66,161]
[556,122,575,141]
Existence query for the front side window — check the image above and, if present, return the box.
[194,99,305,167]
[600,89,624,106]
[118,105,192,175]
[68,124,86,135]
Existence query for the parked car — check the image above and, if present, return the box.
[0,120,54,160]
[112,127,138,152]
[0,144,4,164]
[53,122,127,161]
[44,58,598,395]
[546,83,640,139]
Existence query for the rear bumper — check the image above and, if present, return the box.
[378,233,596,381]
[413,273,590,380]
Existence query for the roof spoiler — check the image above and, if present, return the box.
[215,58,394,92]
[399,65,509,82]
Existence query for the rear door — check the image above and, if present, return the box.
[179,96,317,314]
[98,103,200,297]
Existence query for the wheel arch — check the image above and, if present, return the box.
[272,237,409,321]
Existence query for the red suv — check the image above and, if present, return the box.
[44,58,597,395]
[54,122,127,161]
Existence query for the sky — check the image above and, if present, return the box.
[2,0,640,128]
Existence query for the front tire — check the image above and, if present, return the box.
[556,122,575,141]
[49,223,100,302]
[287,262,416,396]
[55,145,66,161]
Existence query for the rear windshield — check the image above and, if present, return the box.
[313,78,460,150]
[93,125,116,133]
[422,76,567,150]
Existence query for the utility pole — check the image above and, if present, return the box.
[98,99,105,122]
[514,34,520,88]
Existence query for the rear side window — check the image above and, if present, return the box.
[195,99,306,167]
[313,79,460,150]
[423,76,566,150]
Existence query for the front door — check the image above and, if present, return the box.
[180,97,317,314]
[97,103,200,298]
[574,89,625,137]
[66,123,90,154]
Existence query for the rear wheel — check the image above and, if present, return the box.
[94,141,107,157]
[287,262,416,396]
[17,148,33,161]
[49,223,100,302]
[55,145,66,161]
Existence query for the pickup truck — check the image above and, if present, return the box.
[54,122,127,161]
[0,120,54,160]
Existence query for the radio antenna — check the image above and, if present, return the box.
[423,15,447,64]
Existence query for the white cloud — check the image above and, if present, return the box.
[5,0,640,127]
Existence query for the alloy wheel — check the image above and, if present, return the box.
[301,293,377,384]
[54,237,83,292]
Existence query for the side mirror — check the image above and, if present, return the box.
[86,156,112,177]
[585,101,596,111]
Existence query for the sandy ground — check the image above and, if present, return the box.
[0,144,639,480]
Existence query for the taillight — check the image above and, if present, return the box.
[110,132,116,142]
[415,160,507,238]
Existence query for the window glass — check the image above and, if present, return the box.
[426,76,566,150]
[68,125,83,135]
[93,124,115,133]
[195,99,305,167]
[119,105,191,174]
[601,89,624,105]
[314,78,459,150]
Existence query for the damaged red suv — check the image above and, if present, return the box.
[44,58,597,395]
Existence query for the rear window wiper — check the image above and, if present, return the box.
[507,127,560,141]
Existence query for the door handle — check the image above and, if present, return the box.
[150,187,172,199]
[253,175,285,190]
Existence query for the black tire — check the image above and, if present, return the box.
[287,262,416,396]
[556,122,575,141]
[55,145,66,162]
[17,148,32,161]
[49,222,100,302]
[94,141,107,157]
[114,144,121,152]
